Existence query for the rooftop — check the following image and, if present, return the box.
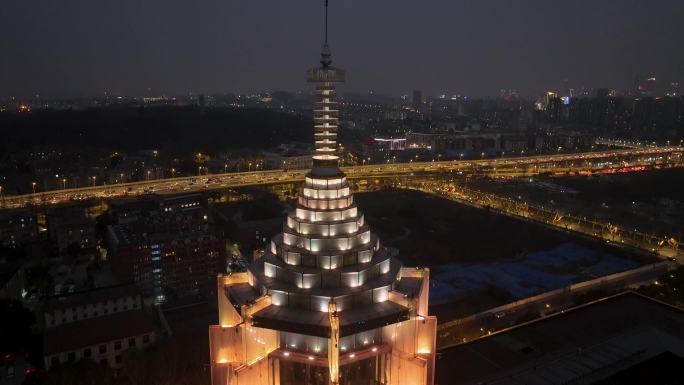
[44,309,155,355]
[435,292,684,385]
[44,284,140,313]
[252,300,409,338]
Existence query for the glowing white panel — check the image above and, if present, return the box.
[300,223,313,235]
[271,290,287,306]
[330,255,342,269]
[302,274,318,289]
[285,252,300,266]
[341,272,359,288]
[310,239,323,252]
[335,295,352,311]
[319,255,331,270]
[264,263,276,278]
[311,296,330,312]
[380,259,390,274]
[360,231,371,244]
[286,217,298,231]
[283,233,296,246]
[336,238,349,251]
[373,286,390,303]
[358,250,372,263]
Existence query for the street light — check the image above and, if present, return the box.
[147,170,152,180]
[171,168,176,178]
[62,178,66,189]
[92,176,97,186]
[32,182,36,194]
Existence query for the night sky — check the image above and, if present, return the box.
[2,0,683,98]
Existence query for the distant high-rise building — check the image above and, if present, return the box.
[595,88,610,98]
[545,91,558,106]
[636,75,657,96]
[667,82,680,97]
[208,2,437,384]
[412,90,423,108]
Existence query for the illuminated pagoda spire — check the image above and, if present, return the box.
[208,1,437,384]
[308,0,345,173]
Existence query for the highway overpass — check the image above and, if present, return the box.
[1,146,682,210]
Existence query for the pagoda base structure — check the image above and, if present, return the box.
[209,265,436,385]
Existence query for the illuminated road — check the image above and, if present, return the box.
[1,146,682,209]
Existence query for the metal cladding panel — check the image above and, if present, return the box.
[209,325,244,365]
[373,286,390,303]
[341,271,359,288]
[210,363,232,385]
[339,309,410,337]
[234,356,271,385]
[252,317,330,339]
[352,290,373,308]
[271,290,287,306]
[389,351,428,385]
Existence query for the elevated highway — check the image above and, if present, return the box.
[1,146,682,210]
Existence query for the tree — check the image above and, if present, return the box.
[25,265,53,298]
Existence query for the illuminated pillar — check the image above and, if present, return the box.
[328,301,340,385]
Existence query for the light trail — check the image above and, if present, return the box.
[1,146,682,210]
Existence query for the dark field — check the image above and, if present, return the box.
[466,167,684,238]
[355,189,644,268]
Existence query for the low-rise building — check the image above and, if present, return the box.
[43,309,155,370]
[43,285,142,328]
[262,143,314,170]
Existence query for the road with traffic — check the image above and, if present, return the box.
[1,146,682,210]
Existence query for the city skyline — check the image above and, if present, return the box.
[2,0,684,99]
[1,1,683,383]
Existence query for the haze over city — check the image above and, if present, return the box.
[1,1,684,384]
[2,0,684,98]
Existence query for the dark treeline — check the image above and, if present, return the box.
[0,107,313,155]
